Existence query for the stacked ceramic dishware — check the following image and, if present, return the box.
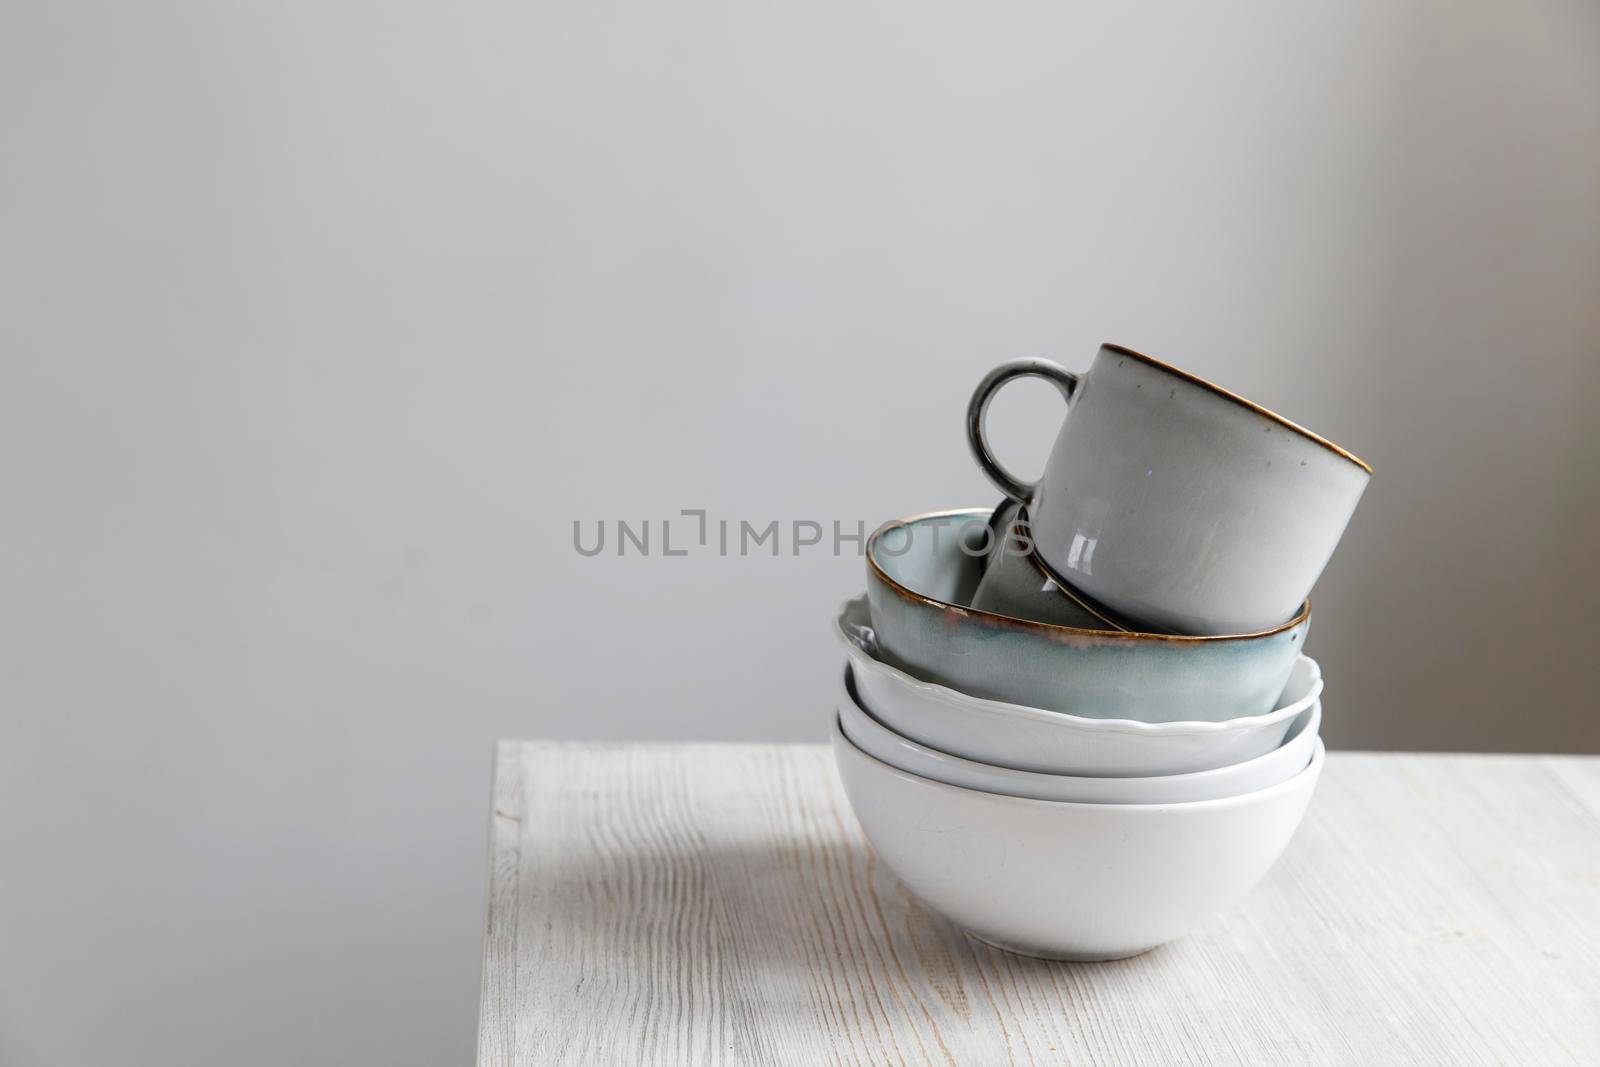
[832,343,1371,961]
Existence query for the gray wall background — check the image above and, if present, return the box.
[3,2,1597,1065]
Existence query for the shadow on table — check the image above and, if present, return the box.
[514,834,1166,1022]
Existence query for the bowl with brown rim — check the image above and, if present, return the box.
[864,509,1311,722]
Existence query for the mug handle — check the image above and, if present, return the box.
[965,359,1080,504]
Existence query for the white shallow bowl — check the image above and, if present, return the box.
[833,717,1324,960]
[837,595,1322,777]
[840,665,1320,804]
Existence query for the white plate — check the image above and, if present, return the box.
[839,664,1319,803]
[837,595,1322,777]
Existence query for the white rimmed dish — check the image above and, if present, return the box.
[836,595,1322,776]
[838,664,1319,803]
[832,716,1325,960]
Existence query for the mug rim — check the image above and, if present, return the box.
[866,509,1313,644]
[1101,343,1373,475]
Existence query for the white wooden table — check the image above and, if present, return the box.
[477,744,1600,1065]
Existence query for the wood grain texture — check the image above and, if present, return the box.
[477,745,1600,1066]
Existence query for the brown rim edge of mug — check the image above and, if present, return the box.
[865,509,1312,644]
[1102,343,1374,476]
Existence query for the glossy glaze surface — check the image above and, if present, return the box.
[836,596,1322,775]
[839,664,1320,803]
[973,345,1370,634]
[833,718,1324,960]
[865,510,1309,721]
[970,500,1128,629]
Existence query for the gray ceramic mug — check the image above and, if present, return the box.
[966,344,1371,635]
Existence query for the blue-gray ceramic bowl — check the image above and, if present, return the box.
[864,509,1312,722]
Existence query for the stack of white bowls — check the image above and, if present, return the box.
[832,346,1369,961]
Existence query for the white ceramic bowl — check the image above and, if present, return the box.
[839,665,1319,803]
[837,595,1323,777]
[833,717,1324,960]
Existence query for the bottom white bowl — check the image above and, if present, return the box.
[833,716,1323,961]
